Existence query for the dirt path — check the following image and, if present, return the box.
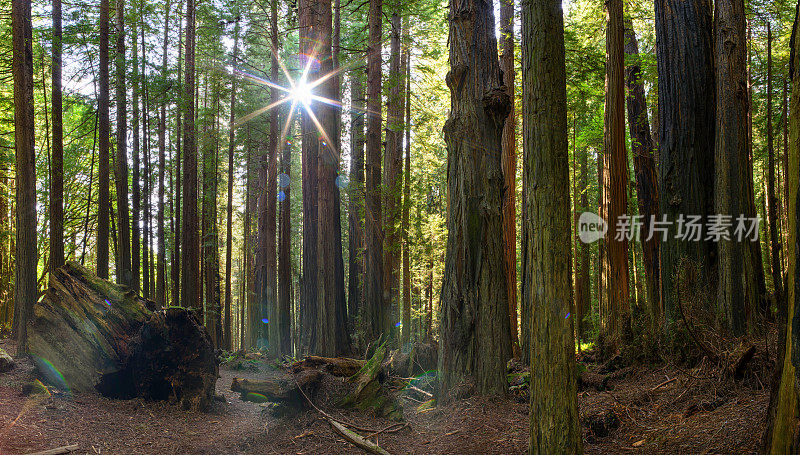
[0,339,769,454]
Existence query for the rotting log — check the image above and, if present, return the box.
[27,262,217,411]
[341,342,403,421]
[231,369,322,415]
[290,355,365,377]
[327,417,393,455]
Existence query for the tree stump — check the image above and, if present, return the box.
[28,262,218,411]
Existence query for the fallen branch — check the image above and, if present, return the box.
[650,377,677,391]
[25,445,79,455]
[327,417,393,455]
[407,385,433,399]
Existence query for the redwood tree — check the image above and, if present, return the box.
[523,0,582,450]
[12,0,37,355]
[438,0,512,397]
[97,0,111,279]
[50,0,64,277]
[115,0,132,287]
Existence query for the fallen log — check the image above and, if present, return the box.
[27,262,217,411]
[231,369,322,415]
[0,347,15,373]
[290,355,365,377]
[327,417,393,455]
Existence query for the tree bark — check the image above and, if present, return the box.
[499,0,519,358]
[655,0,716,324]
[714,0,757,336]
[115,0,132,287]
[623,20,660,330]
[601,0,630,351]
[364,0,387,346]
[523,0,582,450]
[97,0,111,279]
[181,0,201,313]
[438,0,512,397]
[314,0,349,356]
[172,1,184,308]
[131,0,141,292]
[384,12,404,343]
[50,0,64,278]
[11,0,37,355]
[278,116,292,357]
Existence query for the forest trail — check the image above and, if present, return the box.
[0,338,768,454]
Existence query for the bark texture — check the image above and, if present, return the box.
[523,0,582,451]
[97,0,110,279]
[654,0,716,322]
[438,0,512,397]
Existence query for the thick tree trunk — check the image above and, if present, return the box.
[623,20,660,329]
[50,0,64,278]
[714,0,757,336]
[172,2,184,308]
[364,0,387,346]
[577,149,590,339]
[202,79,222,348]
[384,13,404,343]
[523,0,582,451]
[278,122,292,356]
[224,19,239,351]
[314,0,349,356]
[97,0,110,279]
[438,0,512,398]
[347,71,365,331]
[655,0,716,324]
[181,0,200,313]
[115,0,132,287]
[499,0,519,358]
[601,0,630,351]
[11,0,37,355]
[299,0,319,353]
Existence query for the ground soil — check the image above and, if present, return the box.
[0,338,770,454]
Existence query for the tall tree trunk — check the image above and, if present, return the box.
[115,0,132,286]
[401,36,412,345]
[499,0,519,359]
[439,0,512,397]
[172,1,184,307]
[299,0,319,353]
[131,0,141,292]
[762,6,800,449]
[278,106,293,357]
[11,0,37,355]
[142,71,151,299]
[181,0,200,312]
[156,0,172,307]
[766,23,784,316]
[601,0,629,351]
[203,78,222,347]
[50,0,64,278]
[577,148,590,339]
[655,0,716,324]
[624,20,660,330]
[97,0,111,279]
[364,0,387,346]
[523,0,582,450]
[347,68,365,331]
[715,0,757,336]
[224,18,239,352]
[242,139,253,349]
[384,12,404,343]
[314,0,349,356]
[264,0,282,355]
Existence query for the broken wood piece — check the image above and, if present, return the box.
[25,445,79,455]
[650,377,677,391]
[407,385,433,398]
[327,417,393,455]
[231,370,322,415]
[340,341,403,421]
[730,345,756,379]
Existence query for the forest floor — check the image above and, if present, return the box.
[0,337,770,454]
